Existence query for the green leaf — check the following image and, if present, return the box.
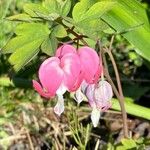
[62,17,74,28]
[72,0,116,22]
[23,3,49,17]
[53,24,67,38]
[72,0,97,22]
[41,35,58,56]
[42,0,71,16]
[82,1,116,21]
[60,0,71,16]
[9,39,43,71]
[72,0,116,39]
[2,23,50,71]
[42,0,60,14]
[112,98,150,120]
[102,0,150,61]
[76,19,109,40]
[121,139,137,149]
[15,23,50,36]
[34,12,60,21]
[7,13,41,22]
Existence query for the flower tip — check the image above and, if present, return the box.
[91,108,101,127]
[54,96,65,116]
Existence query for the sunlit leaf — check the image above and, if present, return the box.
[41,35,58,56]
[7,13,41,22]
[53,24,67,38]
[102,0,150,61]
[72,0,116,22]
[2,23,50,71]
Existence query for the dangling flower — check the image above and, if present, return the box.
[74,47,102,104]
[78,46,102,84]
[33,49,82,116]
[85,80,113,127]
[55,45,102,104]
[33,44,104,118]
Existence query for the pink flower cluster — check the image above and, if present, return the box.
[33,44,113,127]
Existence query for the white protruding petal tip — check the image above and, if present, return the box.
[54,95,64,116]
[91,108,101,127]
[74,89,84,104]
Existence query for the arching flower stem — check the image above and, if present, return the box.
[97,39,129,138]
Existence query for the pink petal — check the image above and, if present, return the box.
[69,71,84,91]
[32,80,52,98]
[92,65,102,83]
[60,53,82,92]
[55,44,77,58]
[85,84,96,108]
[39,57,64,97]
[78,46,101,84]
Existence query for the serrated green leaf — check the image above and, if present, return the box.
[2,23,50,71]
[15,23,50,36]
[34,12,60,21]
[2,23,50,54]
[102,0,150,61]
[2,36,30,54]
[82,1,116,21]
[61,0,71,16]
[9,39,43,71]
[72,0,116,22]
[41,36,58,56]
[72,0,115,39]
[7,13,41,22]
[43,0,71,17]
[53,24,67,38]
[23,3,49,17]
[62,17,74,28]
[42,0,60,14]
[72,0,98,22]
[76,19,109,39]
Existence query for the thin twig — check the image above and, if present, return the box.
[108,35,115,51]
[102,50,128,138]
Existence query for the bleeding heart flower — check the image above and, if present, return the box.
[85,80,113,127]
[55,45,102,104]
[33,52,82,116]
[78,46,102,84]
[55,45,101,84]
[33,44,103,117]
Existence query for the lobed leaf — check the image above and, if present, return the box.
[53,24,67,38]
[2,23,50,71]
[41,35,58,56]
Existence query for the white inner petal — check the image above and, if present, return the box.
[56,83,67,96]
[74,88,85,104]
[91,107,101,127]
[54,95,65,116]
